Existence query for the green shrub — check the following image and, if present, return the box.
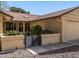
[42,29,53,34]
[25,31,31,36]
[30,24,42,35]
[3,30,20,36]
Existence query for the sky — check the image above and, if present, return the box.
[7,1,79,15]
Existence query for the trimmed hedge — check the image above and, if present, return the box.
[3,31,20,36]
[30,24,42,35]
[42,29,53,34]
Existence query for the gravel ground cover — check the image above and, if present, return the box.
[0,45,79,58]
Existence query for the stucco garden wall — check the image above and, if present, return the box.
[0,35,25,51]
[41,34,60,45]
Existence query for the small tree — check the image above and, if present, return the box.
[9,7,30,14]
[30,24,42,35]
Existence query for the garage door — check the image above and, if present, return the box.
[64,21,79,41]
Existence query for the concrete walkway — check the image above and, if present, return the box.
[27,42,75,55]
[67,39,79,46]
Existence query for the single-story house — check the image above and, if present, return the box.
[0,6,79,43]
[0,9,39,33]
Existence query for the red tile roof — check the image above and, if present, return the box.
[0,10,39,21]
[35,6,79,20]
[0,6,79,21]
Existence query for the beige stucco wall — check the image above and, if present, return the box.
[0,13,12,21]
[0,22,3,34]
[41,34,60,45]
[31,19,49,30]
[0,13,12,33]
[0,13,4,33]
[31,18,62,33]
[0,35,25,51]
[62,8,79,42]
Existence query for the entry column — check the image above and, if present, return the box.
[23,22,25,33]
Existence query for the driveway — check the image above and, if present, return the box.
[0,45,79,58]
[67,39,79,46]
[27,42,75,55]
[0,42,79,58]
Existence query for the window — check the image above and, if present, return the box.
[27,22,30,31]
[4,22,17,31]
[13,22,16,30]
[6,22,13,31]
[25,22,30,31]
